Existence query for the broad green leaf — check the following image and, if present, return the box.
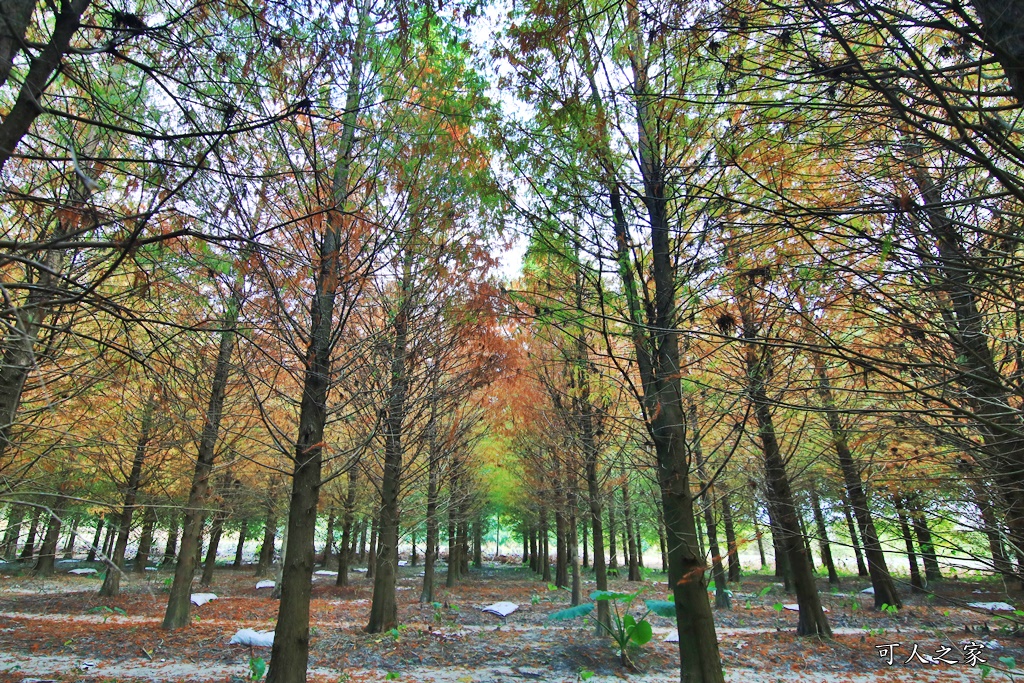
[645,600,676,618]
[548,604,594,621]
[627,619,653,645]
[590,590,633,602]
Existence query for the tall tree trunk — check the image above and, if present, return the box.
[163,288,242,627]
[255,497,277,578]
[540,506,552,582]
[34,496,65,575]
[100,394,156,597]
[622,475,640,581]
[840,490,869,577]
[366,514,378,581]
[163,514,178,565]
[323,512,335,568]
[367,249,413,634]
[658,508,668,572]
[101,515,118,558]
[907,495,941,583]
[737,287,829,637]
[690,404,730,609]
[581,516,589,570]
[568,497,581,607]
[445,509,458,587]
[234,520,247,568]
[604,44,725,672]
[133,506,157,573]
[894,495,924,593]
[754,514,767,570]
[265,9,368,679]
[358,518,367,562]
[527,527,536,572]
[473,519,483,569]
[810,488,839,585]
[61,513,80,560]
[337,467,359,588]
[87,515,104,563]
[554,494,568,588]
[815,359,900,607]
[18,505,41,560]
[608,501,618,570]
[1,505,24,560]
[201,508,226,586]
[721,493,740,582]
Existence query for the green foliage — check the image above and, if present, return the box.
[87,605,126,624]
[549,590,665,669]
[548,603,595,620]
[385,672,400,681]
[248,655,266,681]
[578,669,594,681]
[880,603,899,616]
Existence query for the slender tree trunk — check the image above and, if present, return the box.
[100,394,156,597]
[608,502,618,570]
[769,512,792,590]
[737,284,829,637]
[658,508,668,572]
[554,496,568,588]
[255,500,277,578]
[87,515,104,563]
[366,515,378,581]
[358,518,367,562]
[323,512,335,568]
[895,495,924,593]
[18,506,41,560]
[133,506,157,573]
[61,513,80,560]
[810,488,839,585]
[529,528,538,573]
[975,484,1014,579]
[163,283,242,627]
[459,519,469,576]
[34,497,65,575]
[473,520,483,569]
[541,506,552,582]
[840,490,868,577]
[690,405,730,610]
[907,495,941,583]
[815,359,900,608]
[337,468,359,588]
[568,499,581,607]
[264,10,368,680]
[163,515,178,565]
[581,516,589,570]
[622,477,640,581]
[754,515,767,570]
[102,515,118,558]
[2,505,24,560]
[367,249,413,634]
[201,509,225,586]
[722,493,740,582]
[234,521,247,568]
[445,511,458,587]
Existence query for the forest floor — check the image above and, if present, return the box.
[0,559,1018,683]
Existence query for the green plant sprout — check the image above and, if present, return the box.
[248,655,266,681]
[549,590,674,670]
